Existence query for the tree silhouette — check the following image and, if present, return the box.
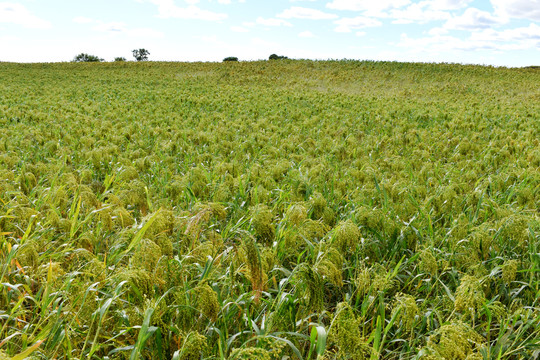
[132,49,150,61]
[73,53,103,62]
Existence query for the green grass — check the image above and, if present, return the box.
[0,60,539,359]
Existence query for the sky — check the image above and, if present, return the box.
[0,0,539,66]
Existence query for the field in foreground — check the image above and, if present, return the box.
[0,60,539,359]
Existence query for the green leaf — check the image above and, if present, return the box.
[10,340,44,360]
[314,326,327,356]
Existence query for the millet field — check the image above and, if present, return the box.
[0,60,539,359]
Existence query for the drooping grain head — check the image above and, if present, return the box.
[229,347,272,360]
[193,282,220,322]
[332,219,361,253]
[328,302,371,359]
[392,293,419,333]
[178,331,207,360]
[502,259,519,283]
[418,248,438,276]
[116,268,154,301]
[286,203,308,226]
[131,238,162,272]
[421,321,485,360]
[454,275,486,316]
[250,204,275,245]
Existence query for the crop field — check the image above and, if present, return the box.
[1,60,539,359]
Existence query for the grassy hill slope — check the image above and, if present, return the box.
[1,60,539,359]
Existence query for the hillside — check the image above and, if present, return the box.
[1,60,539,359]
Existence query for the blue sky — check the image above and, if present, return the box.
[0,0,538,66]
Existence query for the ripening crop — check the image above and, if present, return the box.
[0,60,539,359]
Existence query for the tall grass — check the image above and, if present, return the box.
[0,60,539,359]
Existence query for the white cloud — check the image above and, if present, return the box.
[146,0,227,21]
[217,0,231,4]
[256,16,293,27]
[398,32,496,52]
[298,30,315,37]
[470,23,540,43]
[326,0,410,15]
[231,25,249,32]
[398,23,540,54]
[0,2,51,29]
[445,7,505,30]
[390,3,450,24]
[334,16,382,32]
[356,31,366,36]
[427,26,449,36]
[491,0,540,21]
[427,0,474,11]
[277,6,338,20]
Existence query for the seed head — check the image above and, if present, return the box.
[454,275,485,316]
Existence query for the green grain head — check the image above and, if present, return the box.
[48,186,69,214]
[498,215,531,251]
[241,235,265,299]
[332,219,361,253]
[310,192,327,220]
[418,248,438,276]
[315,244,344,287]
[36,261,65,287]
[250,204,275,245]
[130,238,162,272]
[355,266,371,298]
[145,209,176,238]
[112,206,135,229]
[79,184,99,209]
[392,293,419,333]
[117,165,139,182]
[285,203,308,226]
[420,321,484,360]
[179,331,207,360]
[155,233,174,257]
[19,171,37,195]
[229,347,272,360]
[328,302,371,360]
[300,219,329,242]
[116,268,154,301]
[16,241,39,270]
[189,166,208,198]
[193,282,220,322]
[469,225,494,261]
[213,182,232,203]
[454,275,486,316]
[295,263,324,313]
[502,259,519,283]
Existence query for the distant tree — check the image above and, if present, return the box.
[114,57,126,62]
[132,49,150,61]
[73,53,103,62]
[223,56,239,62]
[269,54,288,60]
